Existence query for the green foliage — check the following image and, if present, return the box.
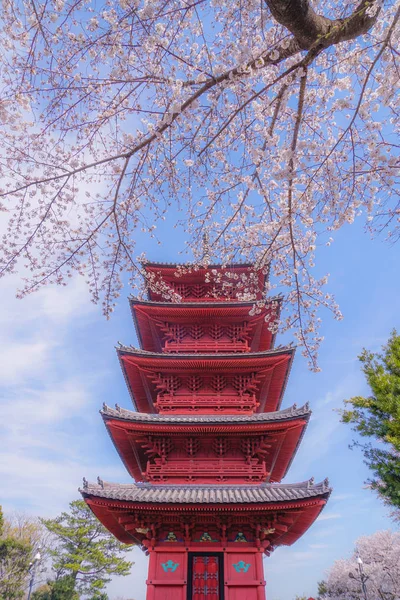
[0,506,33,600]
[32,576,80,600]
[41,500,133,598]
[318,581,328,598]
[340,330,400,509]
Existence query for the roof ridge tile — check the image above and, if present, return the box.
[80,480,332,504]
[100,403,311,423]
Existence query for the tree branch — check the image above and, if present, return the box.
[264,0,381,49]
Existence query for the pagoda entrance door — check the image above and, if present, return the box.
[188,553,224,600]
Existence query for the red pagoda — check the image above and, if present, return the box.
[81,262,331,600]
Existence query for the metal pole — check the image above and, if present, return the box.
[27,549,41,600]
[357,557,368,600]
[27,566,35,600]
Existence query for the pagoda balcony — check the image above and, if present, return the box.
[155,393,259,414]
[163,338,250,354]
[143,458,268,484]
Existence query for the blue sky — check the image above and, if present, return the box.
[1,216,399,600]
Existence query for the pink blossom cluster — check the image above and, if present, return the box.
[0,0,399,368]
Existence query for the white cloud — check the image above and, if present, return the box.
[317,513,342,522]
[0,274,112,514]
[0,447,127,515]
[290,551,316,561]
[2,380,92,429]
[312,526,344,539]
[332,493,355,501]
[0,340,51,385]
[287,370,365,481]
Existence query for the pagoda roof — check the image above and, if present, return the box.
[81,479,331,547]
[101,402,310,424]
[130,297,280,309]
[117,346,295,414]
[143,261,256,269]
[129,297,281,352]
[101,403,310,483]
[142,262,267,302]
[81,478,331,505]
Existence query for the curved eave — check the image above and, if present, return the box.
[102,406,310,483]
[81,480,331,546]
[129,298,282,353]
[143,261,257,269]
[101,402,310,423]
[117,347,295,414]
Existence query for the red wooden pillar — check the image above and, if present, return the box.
[146,548,188,600]
[146,547,266,600]
[224,549,266,600]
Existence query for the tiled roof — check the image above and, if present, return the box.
[101,403,310,424]
[117,345,294,358]
[129,296,282,353]
[81,479,331,504]
[128,295,283,308]
[117,344,295,414]
[142,261,255,268]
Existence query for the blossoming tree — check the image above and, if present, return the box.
[0,0,399,366]
[319,530,400,600]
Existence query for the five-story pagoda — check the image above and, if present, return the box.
[81,262,331,600]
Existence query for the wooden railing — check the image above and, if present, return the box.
[144,458,268,483]
[155,394,259,414]
[163,340,249,353]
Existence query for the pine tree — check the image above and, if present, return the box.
[41,500,133,598]
[32,576,80,600]
[340,330,400,509]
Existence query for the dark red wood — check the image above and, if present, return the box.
[191,556,220,600]
[130,300,281,353]
[118,349,294,414]
[84,261,330,600]
[142,264,267,303]
[104,417,308,484]
[86,495,327,548]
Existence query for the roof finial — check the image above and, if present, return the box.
[82,477,88,490]
[115,403,121,413]
[97,476,104,489]
[202,230,210,265]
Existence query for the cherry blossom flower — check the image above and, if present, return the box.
[0,0,399,368]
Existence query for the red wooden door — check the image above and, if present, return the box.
[190,555,222,600]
